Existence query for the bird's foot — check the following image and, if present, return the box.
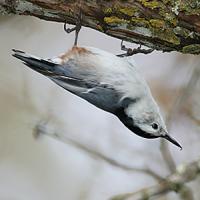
[64,9,82,46]
[117,40,154,57]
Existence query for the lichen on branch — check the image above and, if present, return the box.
[0,0,200,54]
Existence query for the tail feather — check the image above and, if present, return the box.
[12,49,62,76]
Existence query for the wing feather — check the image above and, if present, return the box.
[51,76,121,113]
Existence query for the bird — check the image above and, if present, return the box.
[12,46,182,149]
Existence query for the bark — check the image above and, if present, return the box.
[0,0,200,54]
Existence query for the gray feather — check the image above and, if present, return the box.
[51,77,121,113]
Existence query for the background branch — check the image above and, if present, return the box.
[33,121,164,181]
[1,0,200,54]
[111,64,199,200]
[158,65,199,200]
[110,158,200,200]
[160,64,200,173]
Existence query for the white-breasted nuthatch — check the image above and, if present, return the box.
[12,46,182,149]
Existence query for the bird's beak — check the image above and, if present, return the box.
[161,132,182,150]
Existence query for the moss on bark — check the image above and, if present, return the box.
[0,0,200,54]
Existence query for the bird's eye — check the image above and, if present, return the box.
[151,123,158,130]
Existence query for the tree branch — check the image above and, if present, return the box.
[1,0,200,54]
[160,64,200,174]
[111,65,200,200]
[110,158,200,200]
[160,139,176,173]
[33,121,164,181]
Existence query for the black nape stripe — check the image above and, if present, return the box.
[115,97,158,139]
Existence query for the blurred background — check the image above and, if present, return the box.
[0,15,199,200]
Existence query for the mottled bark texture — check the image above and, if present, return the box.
[0,0,200,54]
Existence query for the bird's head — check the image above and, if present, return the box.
[116,97,182,149]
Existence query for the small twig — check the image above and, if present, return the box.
[160,139,176,173]
[33,121,163,181]
[138,168,164,182]
[160,64,200,173]
[166,65,199,128]
[110,159,200,200]
[117,41,154,57]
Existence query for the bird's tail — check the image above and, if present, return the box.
[12,49,64,76]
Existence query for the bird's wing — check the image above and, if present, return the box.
[12,48,127,113]
[51,76,121,113]
[50,47,137,112]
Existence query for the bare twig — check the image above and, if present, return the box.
[157,65,199,200]
[160,64,200,173]
[110,158,200,200]
[178,65,200,126]
[33,122,163,181]
[166,64,200,127]
[160,140,194,200]
[160,139,176,173]
[160,139,177,174]
[111,64,199,200]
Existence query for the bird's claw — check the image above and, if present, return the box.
[64,9,82,46]
[117,40,154,57]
